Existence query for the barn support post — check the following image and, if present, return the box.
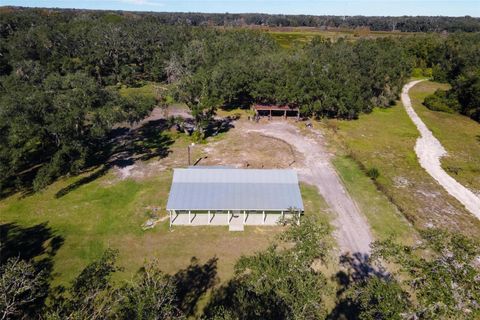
[208,210,211,224]
[227,210,230,224]
[263,211,265,224]
[189,210,191,224]
[243,210,246,224]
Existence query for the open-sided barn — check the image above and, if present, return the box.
[166,167,304,229]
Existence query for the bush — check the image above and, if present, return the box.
[366,167,380,180]
[423,89,459,113]
[412,67,432,78]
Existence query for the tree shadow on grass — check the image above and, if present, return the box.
[327,252,388,320]
[0,222,64,316]
[176,116,235,138]
[205,116,235,137]
[0,118,175,200]
[54,119,174,198]
[173,256,218,317]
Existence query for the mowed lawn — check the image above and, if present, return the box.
[409,81,480,194]
[0,153,329,286]
[324,94,480,238]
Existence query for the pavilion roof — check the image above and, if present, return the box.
[166,167,304,211]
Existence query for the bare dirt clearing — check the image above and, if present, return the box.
[114,109,373,254]
[108,107,373,254]
[402,80,480,219]
[201,130,295,169]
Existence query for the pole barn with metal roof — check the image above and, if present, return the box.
[166,167,304,230]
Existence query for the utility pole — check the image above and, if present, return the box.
[187,143,195,166]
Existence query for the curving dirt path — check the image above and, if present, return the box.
[246,121,373,254]
[402,80,480,219]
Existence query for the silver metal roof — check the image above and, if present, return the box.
[166,168,304,211]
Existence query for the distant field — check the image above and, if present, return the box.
[264,27,415,48]
[409,81,480,195]
[322,88,480,238]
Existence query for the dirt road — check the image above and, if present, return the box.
[402,80,480,219]
[246,121,373,254]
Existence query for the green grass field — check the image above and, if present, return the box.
[0,145,330,287]
[409,81,480,194]
[323,88,480,238]
[118,82,162,100]
[332,156,417,244]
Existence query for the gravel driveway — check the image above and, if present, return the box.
[402,80,480,219]
[246,121,373,254]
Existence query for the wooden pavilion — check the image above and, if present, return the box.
[252,105,300,119]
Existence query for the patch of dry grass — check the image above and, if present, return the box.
[321,99,480,238]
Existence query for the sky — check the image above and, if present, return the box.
[2,0,479,17]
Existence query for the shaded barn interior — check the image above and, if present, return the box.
[252,105,300,119]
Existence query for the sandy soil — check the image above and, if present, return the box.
[402,80,480,219]
[244,121,373,254]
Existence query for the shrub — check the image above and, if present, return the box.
[423,89,460,113]
[412,67,432,78]
[366,167,380,180]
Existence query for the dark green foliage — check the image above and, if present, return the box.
[0,71,154,192]
[0,258,49,320]
[1,8,452,190]
[119,260,185,320]
[430,33,480,122]
[47,249,122,319]
[370,230,480,319]
[423,89,458,113]
[366,167,380,180]
[40,250,219,320]
[203,216,333,320]
[453,68,480,121]
[351,277,411,320]
[3,8,480,32]
[172,34,410,121]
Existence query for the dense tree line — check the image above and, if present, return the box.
[0,8,478,192]
[3,7,480,32]
[0,8,414,191]
[169,35,411,133]
[396,32,480,122]
[428,33,480,122]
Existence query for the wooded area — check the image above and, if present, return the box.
[3,7,480,32]
[2,217,479,319]
[1,8,479,194]
[1,8,480,320]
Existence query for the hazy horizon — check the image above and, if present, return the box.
[2,1,479,17]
